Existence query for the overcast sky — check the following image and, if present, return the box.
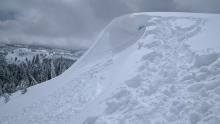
[0,0,220,49]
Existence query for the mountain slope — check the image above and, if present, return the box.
[0,44,84,98]
[1,12,220,124]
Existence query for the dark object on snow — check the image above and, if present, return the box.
[138,25,146,31]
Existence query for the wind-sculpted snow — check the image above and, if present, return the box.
[1,13,220,124]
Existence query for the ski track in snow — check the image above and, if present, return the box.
[1,14,220,124]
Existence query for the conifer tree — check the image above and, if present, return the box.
[50,59,56,78]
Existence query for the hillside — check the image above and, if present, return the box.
[0,12,220,124]
[0,44,85,102]
[0,43,84,64]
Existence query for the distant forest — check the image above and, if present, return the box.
[0,54,75,103]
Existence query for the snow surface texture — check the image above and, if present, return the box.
[1,12,220,124]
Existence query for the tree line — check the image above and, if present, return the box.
[0,54,75,103]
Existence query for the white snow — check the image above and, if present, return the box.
[0,12,220,124]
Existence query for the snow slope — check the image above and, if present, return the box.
[1,12,220,124]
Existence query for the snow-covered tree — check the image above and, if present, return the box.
[0,66,4,80]
[2,93,10,103]
[0,54,75,96]
[19,80,28,94]
[50,59,56,78]
[0,84,3,96]
[0,55,5,80]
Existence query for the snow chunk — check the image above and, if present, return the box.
[83,116,98,124]
[204,117,220,124]
[125,75,142,88]
[193,53,219,68]
[205,79,220,91]
[189,112,201,124]
[172,18,197,29]
[187,83,204,92]
[196,102,212,113]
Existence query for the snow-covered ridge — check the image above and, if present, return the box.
[1,12,220,124]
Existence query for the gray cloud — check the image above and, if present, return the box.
[0,0,219,49]
[174,0,220,13]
